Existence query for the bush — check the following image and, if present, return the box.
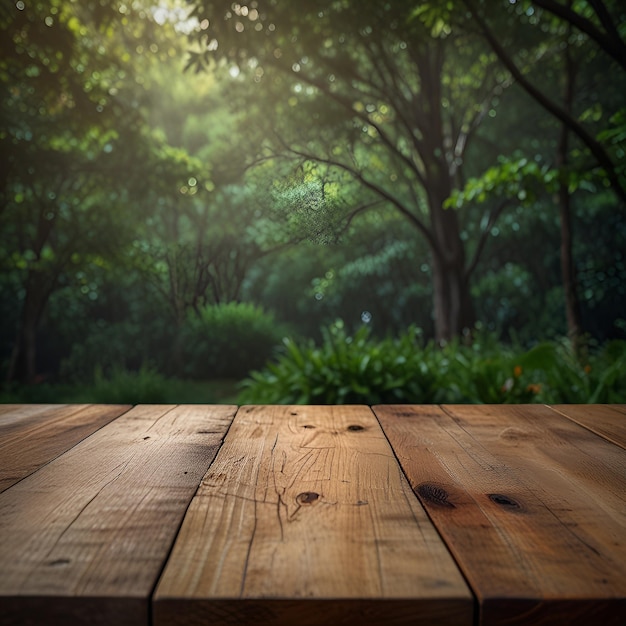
[182,302,289,379]
[59,319,174,382]
[239,322,626,405]
[81,366,176,404]
[514,338,626,403]
[239,321,449,404]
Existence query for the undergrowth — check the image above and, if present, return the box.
[238,321,626,405]
[3,323,624,405]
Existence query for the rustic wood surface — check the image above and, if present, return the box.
[0,404,130,493]
[153,405,473,626]
[373,404,626,626]
[1,403,624,626]
[550,403,626,448]
[0,404,235,626]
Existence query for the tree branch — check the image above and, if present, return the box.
[464,0,626,205]
[272,132,438,252]
[531,0,626,70]
[465,198,514,280]
[272,55,428,191]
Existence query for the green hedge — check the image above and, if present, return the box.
[181,302,289,379]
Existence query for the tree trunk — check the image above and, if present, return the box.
[6,272,51,384]
[558,5,583,349]
[558,174,582,345]
[429,199,475,343]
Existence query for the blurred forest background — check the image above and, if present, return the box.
[1,0,625,404]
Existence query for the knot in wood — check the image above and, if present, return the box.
[416,483,455,508]
[347,424,364,431]
[296,492,320,505]
[488,494,520,509]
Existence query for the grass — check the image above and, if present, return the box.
[0,370,240,405]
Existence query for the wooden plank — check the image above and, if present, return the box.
[549,404,626,449]
[0,404,53,419]
[0,404,131,493]
[153,405,473,626]
[0,404,235,626]
[0,404,77,424]
[374,404,626,626]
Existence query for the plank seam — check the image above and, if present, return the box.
[371,404,480,626]
[0,404,134,494]
[546,404,626,450]
[147,404,238,626]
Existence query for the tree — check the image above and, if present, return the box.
[555,4,584,346]
[0,0,205,382]
[185,0,512,341]
[463,0,626,204]
[530,0,626,71]
[462,0,626,345]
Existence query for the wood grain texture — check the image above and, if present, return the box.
[373,404,626,626]
[0,404,235,626]
[549,404,626,449]
[0,404,131,493]
[153,405,473,626]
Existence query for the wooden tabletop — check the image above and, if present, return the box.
[0,404,624,626]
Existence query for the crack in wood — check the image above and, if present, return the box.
[43,458,132,563]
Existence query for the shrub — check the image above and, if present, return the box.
[438,334,549,404]
[59,319,173,382]
[182,302,289,380]
[239,321,451,404]
[514,338,626,403]
[239,323,626,405]
[79,366,177,404]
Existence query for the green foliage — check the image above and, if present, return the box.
[516,339,626,404]
[59,319,169,383]
[0,0,217,383]
[0,368,225,404]
[446,156,556,208]
[85,366,178,404]
[1,1,625,389]
[239,321,445,405]
[182,302,289,379]
[471,264,566,342]
[185,0,513,340]
[239,322,626,405]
